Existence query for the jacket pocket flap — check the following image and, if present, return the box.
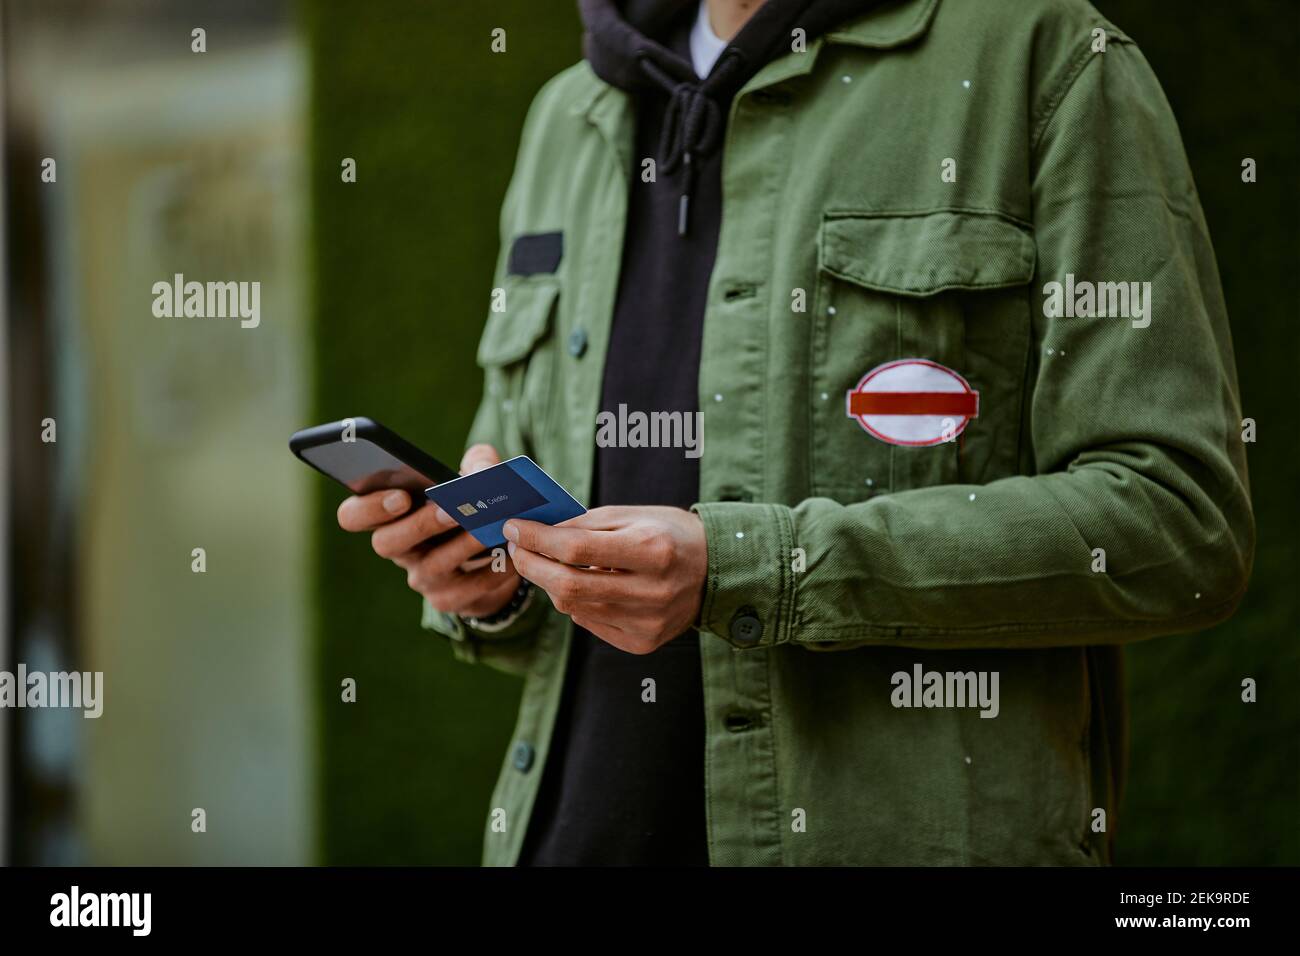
[476,280,558,367]
[507,231,564,276]
[819,211,1035,297]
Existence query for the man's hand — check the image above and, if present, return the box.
[504,506,707,654]
[336,443,522,619]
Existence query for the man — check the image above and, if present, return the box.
[338,0,1253,865]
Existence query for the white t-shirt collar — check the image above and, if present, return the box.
[689,0,728,79]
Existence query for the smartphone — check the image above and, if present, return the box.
[289,417,458,510]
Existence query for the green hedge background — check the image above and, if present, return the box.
[304,1,583,865]
[306,0,1298,865]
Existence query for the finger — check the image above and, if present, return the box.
[570,612,627,637]
[509,545,643,606]
[566,602,659,628]
[404,541,502,588]
[457,548,500,573]
[461,443,501,476]
[458,572,526,619]
[570,614,654,655]
[504,519,638,569]
[427,532,504,579]
[553,505,643,531]
[396,532,494,583]
[337,489,411,531]
[579,606,691,650]
[571,604,681,644]
[371,504,461,559]
[392,530,496,575]
[422,565,520,616]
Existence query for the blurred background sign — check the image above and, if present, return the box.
[4,0,311,864]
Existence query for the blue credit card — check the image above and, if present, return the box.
[423,455,586,549]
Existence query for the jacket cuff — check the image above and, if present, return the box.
[690,501,797,649]
[420,590,547,665]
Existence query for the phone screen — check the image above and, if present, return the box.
[298,439,439,497]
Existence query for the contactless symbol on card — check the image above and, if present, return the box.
[425,456,585,549]
[846,358,979,446]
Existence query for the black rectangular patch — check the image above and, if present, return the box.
[507,231,563,276]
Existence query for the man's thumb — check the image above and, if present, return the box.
[460,443,502,475]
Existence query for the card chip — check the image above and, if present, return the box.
[425,456,584,549]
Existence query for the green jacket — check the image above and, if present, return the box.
[424,0,1253,866]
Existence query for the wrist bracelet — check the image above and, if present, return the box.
[465,581,533,633]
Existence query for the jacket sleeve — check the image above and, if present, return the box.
[692,41,1254,651]
[418,82,561,676]
[420,283,551,676]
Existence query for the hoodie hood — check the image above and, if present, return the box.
[579,0,881,233]
[581,0,880,95]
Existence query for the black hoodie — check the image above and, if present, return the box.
[520,0,877,867]
[583,0,877,235]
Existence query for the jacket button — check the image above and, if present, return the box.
[512,741,535,772]
[729,609,763,646]
[724,713,755,732]
[567,328,588,358]
[716,488,752,503]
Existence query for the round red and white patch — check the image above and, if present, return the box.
[845,359,979,446]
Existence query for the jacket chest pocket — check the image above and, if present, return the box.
[477,277,559,459]
[811,210,1036,502]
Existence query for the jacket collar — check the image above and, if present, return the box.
[825,0,939,49]
[742,0,939,91]
[572,0,940,121]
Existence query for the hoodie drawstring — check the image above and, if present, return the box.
[636,49,746,236]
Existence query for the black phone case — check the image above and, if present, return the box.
[288,416,459,494]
